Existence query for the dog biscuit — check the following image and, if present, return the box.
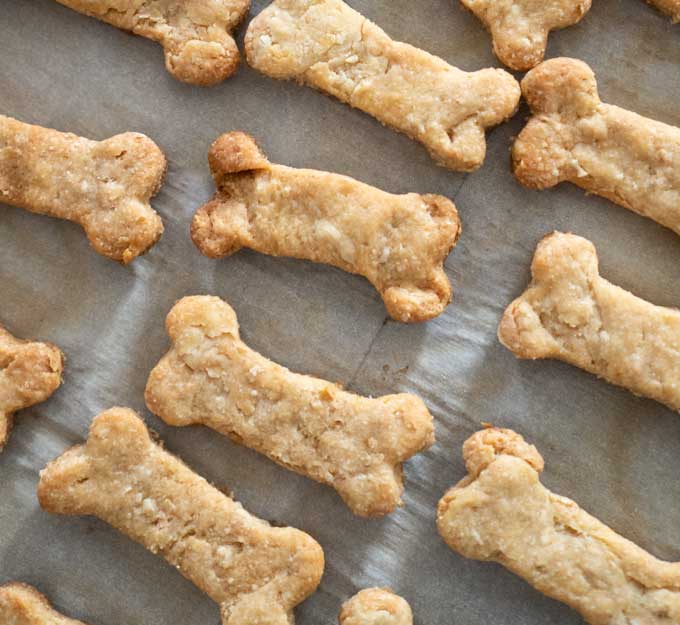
[513,58,680,236]
[145,295,435,517]
[340,589,413,625]
[1,326,63,452]
[460,0,592,70]
[648,0,680,21]
[245,0,520,172]
[498,232,680,411]
[0,583,87,625]
[38,408,325,625]
[54,0,251,86]
[191,132,461,322]
[437,427,680,625]
[1,114,165,263]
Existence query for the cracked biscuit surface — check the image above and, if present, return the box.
[437,427,680,625]
[0,583,87,625]
[191,132,461,322]
[0,326,63,452]
[340,589,413,625]
[0,114,165,263]
[145,295,435,517]
[499,232,680,411]
[513,58,680,237]
[245,0,520,171]
[54,0,251,85]
[38,408,325,625]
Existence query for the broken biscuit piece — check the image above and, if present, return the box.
[191,132,461,322]
[0,325,63,451]
[38,408,325,625]
[513,58,680,236]
[437,427,680,625]
[0,583,87,625]
[54,0,251,85]
[498,232,680,411]
[0,114,165,263]
[145,295,435,517]
[340,589,413,625]
[459,0,592,70]
[245,0,520,171]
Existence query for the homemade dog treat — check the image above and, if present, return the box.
[437,427,680,625]
[340,589,413,625]
[460,0,592,70]
[38,408,325,625]
[191,132,461,322]
[245,0,520,171]
[513,58,680,236]
[145,295,435,517]
[0,114,165,263]
[54,0,251,85]
[0,583,87,625]
[0,326,63,451]
[498,232,680,411]
[648,0,680,21]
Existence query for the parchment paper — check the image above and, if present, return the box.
[1,1,680,624]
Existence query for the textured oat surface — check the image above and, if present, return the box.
[513,58,680,237]
[191,132,461,322]
[0,114,165,263]
[145,296,435,516]
[339,589,412,625]
[437,428,680,625]
[38,408,325,625]
[245,0,520,171]
[54,0,251,85]
[498,232,680,412]
[0,583,87,625]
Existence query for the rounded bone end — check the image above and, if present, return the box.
[383,274,452,323]
[209,132,270,177]
[340,588,413,625]
[191,198,249,259]
[164,37,240,86]
[463,427,544,479]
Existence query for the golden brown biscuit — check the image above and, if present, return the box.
[460,0,592,70]
[0,583,87,625]
[513,58,680,236]
[0,114,165,263]
[191,132,461,322]
[245,0,520,172]
[498,232,680,411]
[340,589,413,625]
[0,326,63,452]
[647,0,680,21]
[54,0,251,86]
[38,408,325,625]
[145,295,435,517]
[437,427,680,625]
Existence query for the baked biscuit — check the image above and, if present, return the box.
[1,114,165,263]
[38,408,325,625]
[498,232,680,411]
[513,58,680,236]
[245,0,520,171]
[0,583,87,625]
[340,589,413,625]
[145,295,435,517]
[647,0,680,21]
[0,325,63,451]
[460,0,592,70]
[191,132,461,322]
[437,427,680,625]
[54,0,251,85]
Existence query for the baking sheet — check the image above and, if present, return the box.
[1,1,680,623]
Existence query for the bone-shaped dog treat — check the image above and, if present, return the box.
[648,0,680,21]
[340,589,413,625]
[54,0,251,86]
[245,0,520,172]
[1,115,165,263]
[145,295,435,517]
[0,326,63,452]
[513,58,680,236]
[437,427,680,625]
[498,232,680,411]
[38,408,325,625]
[191,132,461,323]
[0,583,88,625]
[460,0,592,70]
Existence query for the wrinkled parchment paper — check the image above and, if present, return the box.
[2,1,680,624]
